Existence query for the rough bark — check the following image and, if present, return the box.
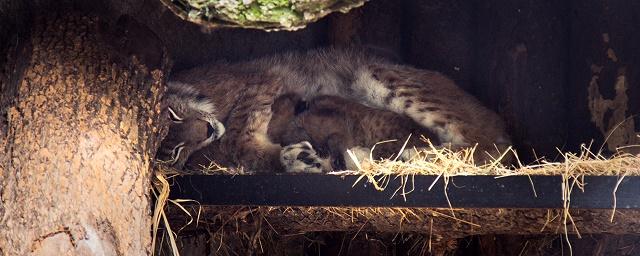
[0,13,168,255]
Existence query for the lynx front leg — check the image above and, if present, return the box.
[220,106,283,172]
[219,81,284,172]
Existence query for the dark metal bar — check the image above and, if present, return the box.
[168,175,640,209]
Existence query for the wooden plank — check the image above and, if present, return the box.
[169,175,640,209]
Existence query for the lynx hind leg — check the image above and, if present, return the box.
[280,141,331,173]
[352,65,482,147]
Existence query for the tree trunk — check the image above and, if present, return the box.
[0,13,168,255]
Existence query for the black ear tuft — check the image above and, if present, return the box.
[294,100,309,115]
[195,94,207,101]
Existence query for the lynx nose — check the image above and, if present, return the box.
[206,123,215,138]
[206,120,225,140]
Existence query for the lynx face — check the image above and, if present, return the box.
[157,82,225,169]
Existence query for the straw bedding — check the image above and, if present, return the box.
[152,139,640,255]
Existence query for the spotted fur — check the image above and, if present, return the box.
[165,47,511,172]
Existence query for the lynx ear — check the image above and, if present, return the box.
[189,99,216,115]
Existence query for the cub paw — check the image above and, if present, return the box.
[280,141,324,173]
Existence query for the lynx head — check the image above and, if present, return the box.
[157,82,225,169]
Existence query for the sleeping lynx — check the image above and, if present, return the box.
[268,94,441,172]
[158,47,511,172]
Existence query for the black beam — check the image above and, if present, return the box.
[168,175,640,209]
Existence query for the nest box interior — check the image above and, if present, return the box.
[154,0,639,163]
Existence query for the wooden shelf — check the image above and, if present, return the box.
[168,174,640,209]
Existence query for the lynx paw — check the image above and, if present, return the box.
[280,141,324,173]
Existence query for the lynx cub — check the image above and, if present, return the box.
[268,94,441,172]
[159,47,510,172]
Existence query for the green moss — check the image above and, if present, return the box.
[174,0,367,30]
[242,2,300,26]
[292,0,337,12]
[257,0,290,8]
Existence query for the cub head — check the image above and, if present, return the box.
[157,82,225,169]
[267,93,311,146]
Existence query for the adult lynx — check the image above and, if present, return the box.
[158,47,510,172]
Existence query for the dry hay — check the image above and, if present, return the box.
[341,136,639,178]
[184,135,640,178]
[153,136,640,255]
[160,206,485,255]
[335,138,639,255]
[152,171,205,256]
[158,205,640,255]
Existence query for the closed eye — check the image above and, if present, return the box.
[170,142,186,163]
[167,107,184,123]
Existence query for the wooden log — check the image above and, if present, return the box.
[0,13,168,255]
